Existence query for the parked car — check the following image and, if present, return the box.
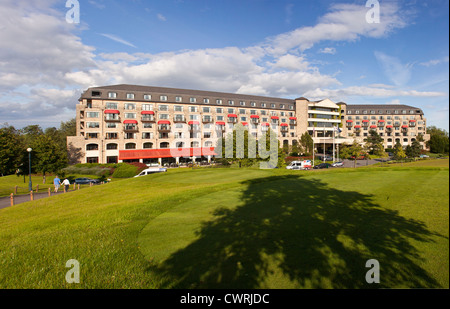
[74,177,100,184]
[420,154,430,158]
[286,160,312,170]
[313,163,332,169]
[134,167,167,177]
[316,155,333,161]
[331,161,344,167]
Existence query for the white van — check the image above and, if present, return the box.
[286,160,312,170]
[134,167,167,177]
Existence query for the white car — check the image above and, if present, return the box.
[286,160,312,170]
[134,167,167,177]
[331,161,344,167]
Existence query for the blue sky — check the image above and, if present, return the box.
[0,0,448,130]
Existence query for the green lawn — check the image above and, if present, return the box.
[0,163,448,289]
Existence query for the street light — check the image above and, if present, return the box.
[27,148,32,192]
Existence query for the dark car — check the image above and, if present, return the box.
[313,163,332,169]
[74,177,100,184]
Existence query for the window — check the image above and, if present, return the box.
[189,114,199,120]
[143,123,153,129]
[127,93,135,99]
[370,110,375,114]
[125,143,136,149]
[159,114,169,120]
[87,157,99,164]
[106,123,117,129]
[175,96,182,102]
[228,100,234,105]
[271,103,276,108]
[189,106,198,113]
[216,108,223,113]
[280,104,285,109]
[203,98,210,104]
[86,144,99,151]
[216,99,223,105]
[87,122,100,129]
[159,105,169,111]
[143,142,153,149]
[86,133,98,139]
[160,95,168,101]
[125,103,136,110]
[106,133,118,140]
[203,107,211,113]
[261,103,266,108]
[204,132,212,139]
[124,113,136,119]
[105,102,118,109]
[106,143,118,150]
[240,101,245,106]
[174,105,183,112]
[142,132,153,139]
[86,112,99,118]
[108,92,117,98]
[251,102,256,107]
[142,104,153,111]
[144,94,152,100]
[190,97,197,103]
[239,109,246,114]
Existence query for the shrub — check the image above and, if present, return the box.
[111,163,139,178]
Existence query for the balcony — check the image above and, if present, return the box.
[289,117,297,126]
[158,125,171,132]
[124,125,139,133]
[280,124,289,132]
[105,115,121,122]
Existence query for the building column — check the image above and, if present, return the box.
[158,158,162,166]
[176,157,180,164]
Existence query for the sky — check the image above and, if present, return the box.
[0,0,448,130]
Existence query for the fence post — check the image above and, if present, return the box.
[30,191,34,201]
[73,183,76,190]
[14,186,18,194]
[78,184,80,190]
[10,193,14,207]
[36,184,39,193]
[48,187,51,197]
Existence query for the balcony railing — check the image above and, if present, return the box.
[141,116,155,122]
[158,125,171,131]
[105,116,121,122]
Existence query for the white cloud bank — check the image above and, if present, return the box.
[0,0,447,128]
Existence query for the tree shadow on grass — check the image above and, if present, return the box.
[147,175,443,288]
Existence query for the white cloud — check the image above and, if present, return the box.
[99,33,137,48]
[319,47,337,55]
[374,51,414,86]
[420,56,449,67]
[157,13,167,21]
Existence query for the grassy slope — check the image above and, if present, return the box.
[0,161,448,289]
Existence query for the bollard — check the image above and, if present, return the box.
[10,193,14,207]
[48,187,51,197]
[30,191,34,201]
[14,186,18,194]
[73,183,76,190]
[78,184,80,190]
[36,184,39,193]
[63,185,66,193]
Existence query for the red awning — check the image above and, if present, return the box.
[242,122,249,126]
[386,125,393,128]
[141,111,155,115]
[346,120,353,123]
[362,120,369,123]
[409,120,416,122]
[250,115,260,119]
[370,125,377,128]
[158,120,171,125]
[280,123,289,127]
[216,122,226,126]
[119,147,217,160]
[261,123,270,126]
[188,121,200,125]
[105,110,120,114]
[289,117,297,120]
[123,120,138,124]
[354,125,361,128]
[228,114,237,118]
[271,116,279,120]
[402,125,408,128]
[378,119,385,122]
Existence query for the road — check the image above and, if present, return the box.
[0,191,66,210]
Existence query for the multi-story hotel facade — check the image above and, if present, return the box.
[67,84,429,165]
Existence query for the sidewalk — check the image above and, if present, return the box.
[0,191,66,210]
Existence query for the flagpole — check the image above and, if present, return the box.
[333,125,335,163]
[312,126,315,167]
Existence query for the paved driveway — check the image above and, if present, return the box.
[0,191,65,210]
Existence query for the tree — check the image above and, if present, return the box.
[0,125,25,176]
[426,126,449,154]
[405,140,421,159]
[217,124,258,167]
[393,141,406,164]
[365,130,384,155]
[299,132,313,155]
[340,141,363,168]
[31,135,67,179]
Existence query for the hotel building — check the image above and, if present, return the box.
[67,84,429,164]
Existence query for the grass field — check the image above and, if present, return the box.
[0,160,448,289]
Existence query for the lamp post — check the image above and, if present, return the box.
[27,148,32,192]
